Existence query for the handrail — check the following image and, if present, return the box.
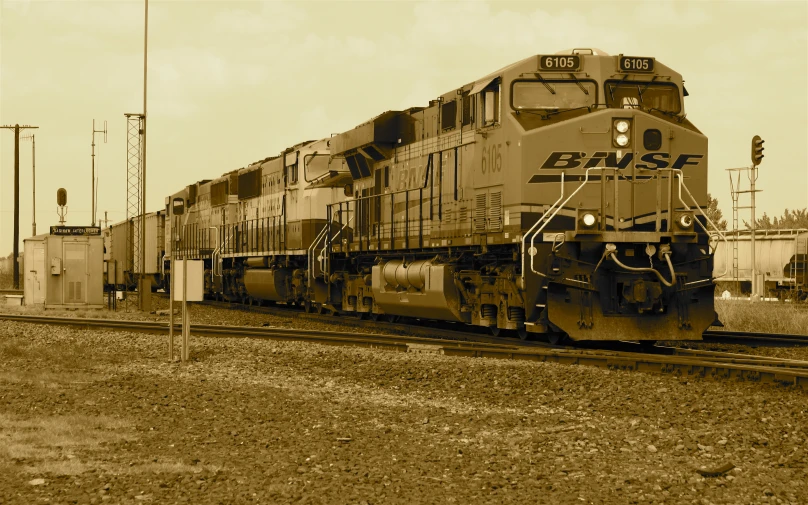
[521,172,565,283]
[674,171,730,281]
[208,226,220,278]
[322,214,354,280]
[307,224,330,291]
[519,167,728,289]
[523,168,616,282]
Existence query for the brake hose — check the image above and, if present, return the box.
[608,251,677,288]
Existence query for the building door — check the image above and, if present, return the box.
[24,243,46,305]
[63,243,88,304]
[32,245,45,304]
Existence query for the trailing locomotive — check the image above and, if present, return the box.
[165,49,724,342]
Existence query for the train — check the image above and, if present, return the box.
[102,211,166,291]
[713,229,808,300]
[107,49,727,342]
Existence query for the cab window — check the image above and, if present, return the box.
[605,81,681,113]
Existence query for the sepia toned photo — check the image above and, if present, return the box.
[1,1,806,503]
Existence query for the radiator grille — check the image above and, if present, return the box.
[489,191,502,231]
[474,193,487,232]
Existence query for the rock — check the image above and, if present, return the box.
[647,445,658,453]
[28,478,46,486]
[697,462,735,477]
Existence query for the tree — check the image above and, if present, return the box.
[704,193,727,231]
[744,208,808,230]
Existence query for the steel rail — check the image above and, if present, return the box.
[703,329,808,347]
[2,313,806,388]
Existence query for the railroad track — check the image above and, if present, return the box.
[177,295,808,349]
[2,313,807,388]
[703,329,808,347]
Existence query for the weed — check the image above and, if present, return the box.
[715,299,808,335]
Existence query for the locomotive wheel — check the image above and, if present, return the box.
[547,333,568,346]
[317,303,327,315]
[385,314,400,323]
[304,300,313,313]
[370,313,380,321]
[517,326,528,340]
[489,326,501,337]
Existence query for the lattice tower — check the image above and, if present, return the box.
[125,114,144,282]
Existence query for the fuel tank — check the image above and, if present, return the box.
[243,268,289,302]
[371,260,466,322]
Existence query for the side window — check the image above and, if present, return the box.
[462,93,473,126]
[483,84,500,126]
[286,163,298,185]
[441,100,457,131]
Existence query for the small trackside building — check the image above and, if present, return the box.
[24,226,104,309]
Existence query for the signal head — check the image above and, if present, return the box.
[57,188,67,207]
[751,135,765,166]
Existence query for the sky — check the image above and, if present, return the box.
[1,0,806,255]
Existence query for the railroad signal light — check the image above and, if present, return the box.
[751,135,765,166]
[56,188,67,207]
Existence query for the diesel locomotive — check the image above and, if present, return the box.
[164,48,724,342]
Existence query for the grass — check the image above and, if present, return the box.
[0,414,135,475]
[714,299,808,335]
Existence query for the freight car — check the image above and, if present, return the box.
[165,49,725,342]
[713,229,808,300]
[102,211,166,291]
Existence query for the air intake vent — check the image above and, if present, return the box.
[489,191,502,231]
[474,193,487,232]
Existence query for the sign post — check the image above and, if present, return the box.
[172,259,203,362]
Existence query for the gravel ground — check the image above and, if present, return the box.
[0,295,385,336]
[1,315,806,505]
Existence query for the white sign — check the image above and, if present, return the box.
[172,260,204,302]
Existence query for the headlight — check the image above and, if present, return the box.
[615,120,630,133]
[678,214,693,228]
[615,134,629,147]
[577,210,599,232]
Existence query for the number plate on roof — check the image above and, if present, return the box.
[618,55,655,73]
[539,55,581,72]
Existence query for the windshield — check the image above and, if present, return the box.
[605,81,681,113]
[304,153,332,182]
[512,80,597,110]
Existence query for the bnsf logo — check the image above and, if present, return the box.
[541,151,704,170]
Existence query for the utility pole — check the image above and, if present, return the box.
[1,124,39,289]
[140,0,150,311]
[91,120,108,226]
[20,133,36,236]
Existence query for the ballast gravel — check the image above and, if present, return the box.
[0,314,807,504]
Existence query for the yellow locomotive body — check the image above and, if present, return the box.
[166,49,721,342]
[322,49,718,341]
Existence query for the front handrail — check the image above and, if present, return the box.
[520,172,566,284]
[520,167,730,288]
[674,171,730,281]
[523,168,616,282]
